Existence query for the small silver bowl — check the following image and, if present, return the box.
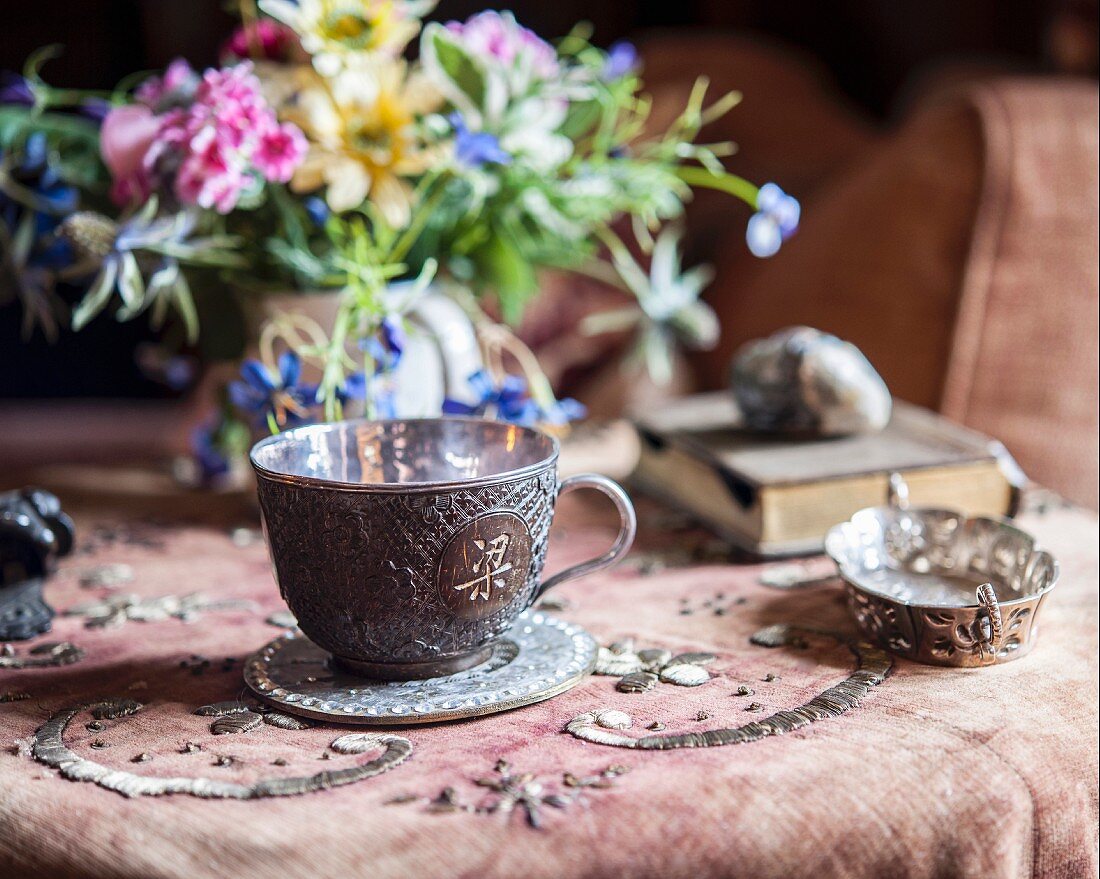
[825,476,1058,667]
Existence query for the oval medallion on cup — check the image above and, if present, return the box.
[437,512,533,621]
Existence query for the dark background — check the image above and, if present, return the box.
[2,0,1097,398]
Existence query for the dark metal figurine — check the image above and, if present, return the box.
[0,488,74,640]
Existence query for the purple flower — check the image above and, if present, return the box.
[228,351,315,429]
[450,113,511,168]
[79,97,112,122]
[746,183,800,258]
[602,41,639,81]
[134,58,200,111]
[445,11,559,80]
[443,369,585,428]
[0,72,34,106]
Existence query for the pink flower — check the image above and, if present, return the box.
[447,11,559,80]
[221,19,303,63]
[175,126,247,213]
[100,105,161,206]
[135,58,198,109]
[103,58,304,213]
[254,123,307,183]
[193,63,269,150]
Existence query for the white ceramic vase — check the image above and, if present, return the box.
[244,285,484,417]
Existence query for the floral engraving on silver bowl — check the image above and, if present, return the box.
[826,505,1058,667]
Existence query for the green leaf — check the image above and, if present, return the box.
[115,252,145,310]
[426,24,486,109]
[71,259,119,331]
[172,272,199,344]
[559,99,601,141]
[476,228,536,325]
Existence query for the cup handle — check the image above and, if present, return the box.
[533,473,637,601]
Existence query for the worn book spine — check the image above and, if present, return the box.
[632,426,1021,558]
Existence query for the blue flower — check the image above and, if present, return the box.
[228,351,315,429]
[0,133,79,335]
[443,369,585,428]
[359,315,405,375]
[746,183,800,258]
[304,196,329,227]
[450,113,511,168]
[190,421,232,482]
[134,342,197,390]
[337,371,367,402]
[0,133,78,223]
[0,72,34,106]
[540,396,588,426]
[378,315,406,360]
[602,41,639,81]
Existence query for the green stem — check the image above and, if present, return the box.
[568,258,631,292]
[676,166,760,208]
[387,173,447,265]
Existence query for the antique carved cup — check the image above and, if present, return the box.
[251,418,636,679]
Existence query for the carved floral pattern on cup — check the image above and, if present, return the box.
[256,468,557,667]
[404,495,454,524]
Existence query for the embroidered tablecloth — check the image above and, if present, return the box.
[1,468,1097,879]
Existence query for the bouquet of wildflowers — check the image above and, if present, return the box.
[0,2,799,483]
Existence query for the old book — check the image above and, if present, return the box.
[631,392,1022,557]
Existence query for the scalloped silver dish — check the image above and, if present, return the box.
[826,499,1058,667]
[244,611,597,724]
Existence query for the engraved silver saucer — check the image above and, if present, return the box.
[244,611,598,725]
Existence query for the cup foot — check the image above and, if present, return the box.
[331,647,494,681]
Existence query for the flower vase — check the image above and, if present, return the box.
[240,285,484,417]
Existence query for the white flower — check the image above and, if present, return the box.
[260,0,435,74]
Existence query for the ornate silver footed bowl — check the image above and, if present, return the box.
[826,482,1058,667]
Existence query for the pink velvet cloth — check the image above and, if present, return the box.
[1,473,1097,879]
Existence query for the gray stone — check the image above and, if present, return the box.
[730,326,892,436]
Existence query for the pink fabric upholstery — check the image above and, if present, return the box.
[937,79,1100,510]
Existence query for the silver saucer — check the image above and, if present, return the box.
[244,611,598,725]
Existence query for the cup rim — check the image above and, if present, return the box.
[249,416,560,493]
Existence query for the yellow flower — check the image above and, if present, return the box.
[285,59,441,226]
[259,0,435,71]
